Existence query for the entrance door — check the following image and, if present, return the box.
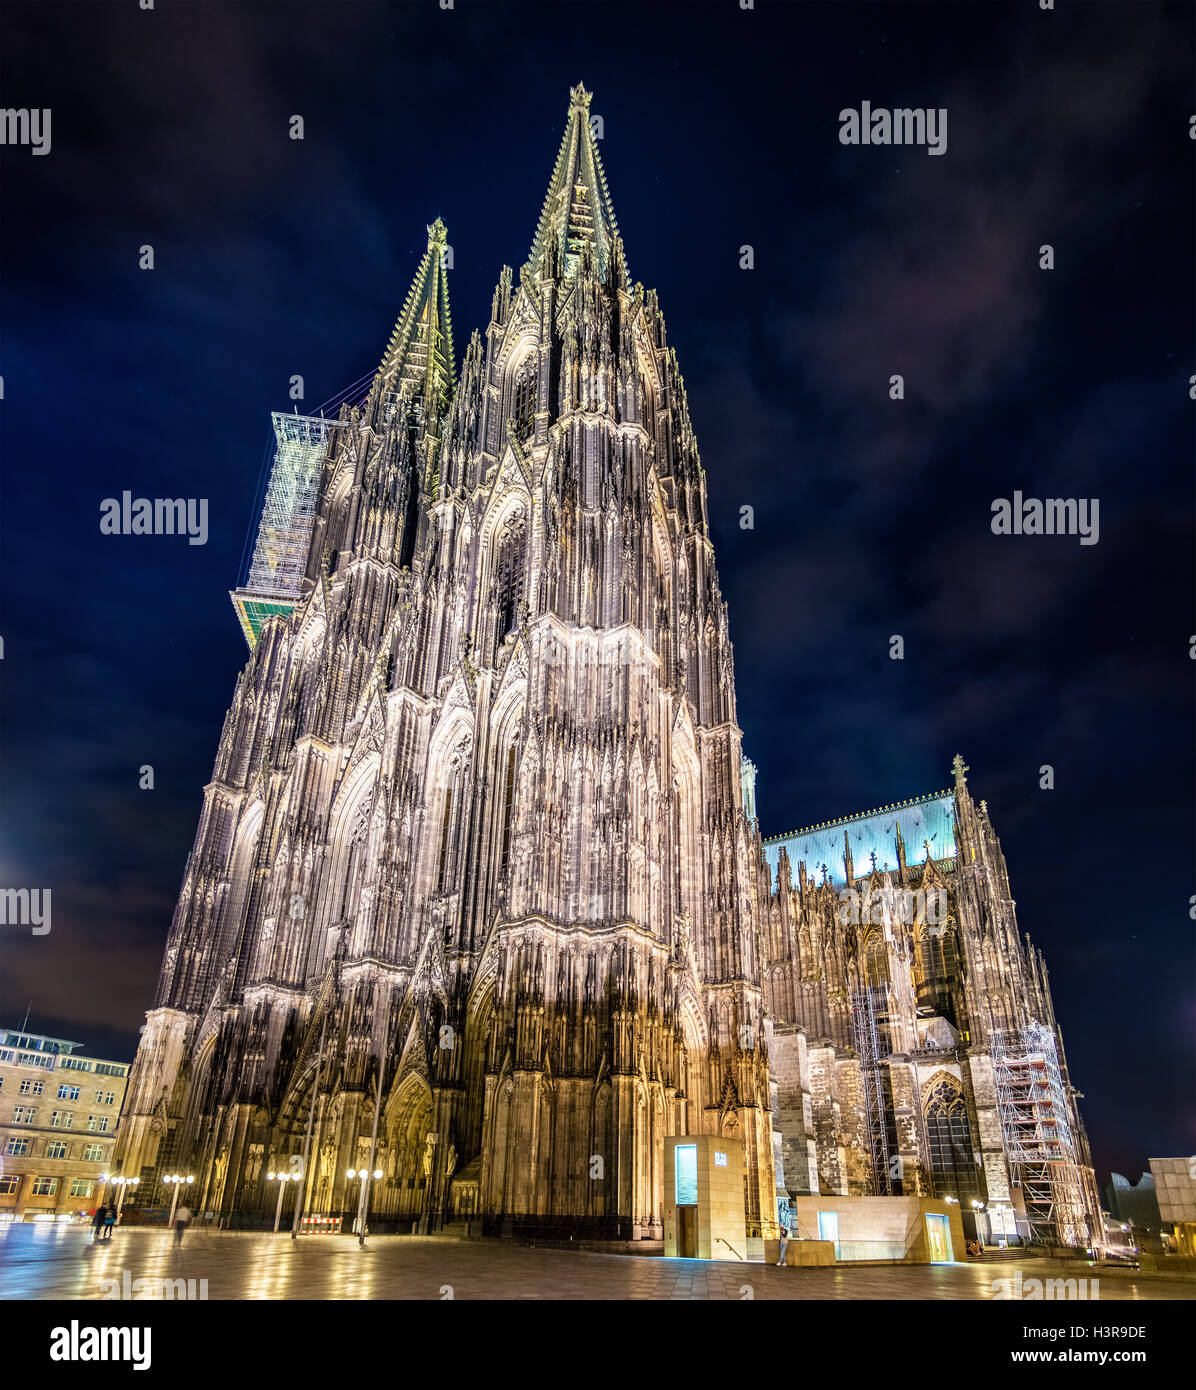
[926,1212,953,1262]
[677,1205,697,1258]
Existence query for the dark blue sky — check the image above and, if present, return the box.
[1,1,1192,1184]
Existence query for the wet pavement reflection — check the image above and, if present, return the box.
[1,1225,1192,1301]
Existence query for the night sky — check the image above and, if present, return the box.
[1,1,1192,1187]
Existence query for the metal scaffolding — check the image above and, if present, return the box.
[851,987,893,1195]
[231,411,338,648]
[990,1021,1088,1247]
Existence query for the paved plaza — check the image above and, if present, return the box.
[1,1225,1193,1300]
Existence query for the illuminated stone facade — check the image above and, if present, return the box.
[760,759,1102,1247]
[116,86,1099,1250]
[117,87,774,1238]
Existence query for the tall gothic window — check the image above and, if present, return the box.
[673,786,683,909]
[339,797,372,920]
[494,512,527,647]
[436,787,454,892]
[924,1079,981,1202]
[917,923,960,1025]
[864,932,893,1051]
[435,753,469,894]
[864,933,890,991]
[513,368,536,441]
[499,741,518,878]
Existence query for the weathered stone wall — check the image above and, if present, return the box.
[770,1024,818,1195]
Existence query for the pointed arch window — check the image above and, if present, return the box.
[864,932,890,991]
[672,759,700,924]
[513,367,537,442]
[339,795,372,921]
[917,922,960,1025]
[493,512,527,647]
[436,787,454,891]
[435,750,469,894]
[499,739,519,878]
[924,1078,981,1202]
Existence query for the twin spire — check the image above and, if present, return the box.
[376,85,621,403]
[377,217,455,407]
[525,82,621,282]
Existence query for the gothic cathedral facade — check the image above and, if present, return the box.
[118,86,774,1239]
[116,87,1100,1246]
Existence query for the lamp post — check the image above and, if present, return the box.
[162,1174,194,1228]
[970,1197,986,1246]
[113,1175,139,1220]
[358,1005,391,1246]
[266,1171,294,1234]
[346,1168,384,1243]
[291,1020,327,1241]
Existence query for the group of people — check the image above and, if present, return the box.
[90,1204,117,1240]
[90,1202,193,1245]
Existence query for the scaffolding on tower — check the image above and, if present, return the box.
[230,411,340,648]
[850,986,894,1195]
[990,1021,1088,1248]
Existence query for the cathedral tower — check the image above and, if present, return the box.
[116,87,776,1240]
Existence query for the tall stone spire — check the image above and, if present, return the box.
[376,218,455,408]
[525,84,620,282]
[115,87,780,1249]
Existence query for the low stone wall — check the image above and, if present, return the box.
[763,1238,836,1266]
[1138,1253,1196,1275]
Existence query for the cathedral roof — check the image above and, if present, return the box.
[526,84,620,282]
[763,789,956,890]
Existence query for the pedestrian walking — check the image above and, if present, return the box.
[102,1205,116,1241]
[777,1221,790,1267]
[91,1205,106,1242]
[173,1203,192,1247]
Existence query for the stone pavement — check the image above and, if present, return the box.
[2,1225,1193,1300]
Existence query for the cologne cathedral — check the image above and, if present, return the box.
[116,87,1100,1247]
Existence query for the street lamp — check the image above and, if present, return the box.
[112,1175,139,1220]
[346,1168,384,1245]
[161,1174,194,1229]
[266,1171,295,1234]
